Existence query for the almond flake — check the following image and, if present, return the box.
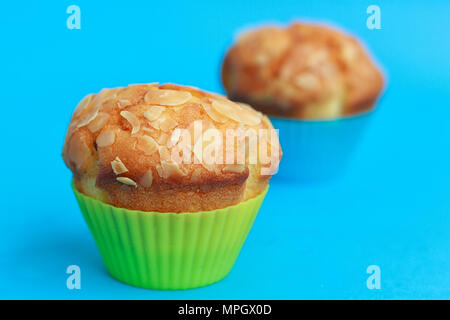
[306,50,328,67]
[136,135,158,155]
[341,44,358,63]
[117,99,132,109]
[96,88,118,101]
[155,164,164,178]
[73,94,94,118]
[237,102,262,126]
[157,160,186,178]
[116,177,137,187]
[158,146,171,162]
[76,104,101,128]
[222,164,245,173]
[157,132,169,145]
[158,114,178,132]
[144,89,192,106]
[167,128,181,148]
[110,157,128,175]
[143,106,165,121]
[68,136,90,171]
[210,99,240,123]
[294,73,320,90]
[211,99,261,126]
[142,126,154,133]
[87,112,110,132]
[120,110,140,134]
[201,102,228,123]
[96,130,116,147]
[140,169,153,187]
[148,120,160,130]
[77,89,118,128]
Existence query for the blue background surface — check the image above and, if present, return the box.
[1,0,450,299]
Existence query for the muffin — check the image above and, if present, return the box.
[63,83,281,289]
[222,22,384,181]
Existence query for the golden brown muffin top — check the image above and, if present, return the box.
[222,22,384,119]
[63,83,280,211]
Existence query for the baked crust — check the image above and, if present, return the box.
[63,83,280,212]
[222,23,384,119]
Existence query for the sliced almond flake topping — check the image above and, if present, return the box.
[164,160,187,177]
[167,128,181,148]
[117,99,132,109]
[101,99,116,112]
[116,177,137,187]
[237,102,263,126]
[148,120,160,130]
[211,99,240,120]
[76,104,101,128]
[140,169,153,188]
[155,164,164,178]
[158,146,171,162]
[96,130,116,147]
[110,157,128,175]
[157,160,186,178]
[306,50,328,67]
[143,106,165,121]
[68,136,90,171]
[222,164,245,173]
[144,89,192,106]
[73,94,94,118]
[136,135,158,155]
[201,102,228,123]
[341,44,358,63]
[87,112,110,132]
[120,110,140,134]
[157,132,169,145]
[158,114,178,132]
[294,73,320,90]
[96,88,118,101]
[142,126,154,133]
[91,89,116,111]
[76,89,119,128]
[211,99,261,126]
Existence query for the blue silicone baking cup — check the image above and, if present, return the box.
[271,112,373,182]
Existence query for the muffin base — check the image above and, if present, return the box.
[72,183,268,290]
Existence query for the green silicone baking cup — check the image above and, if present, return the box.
[72,184,268,290]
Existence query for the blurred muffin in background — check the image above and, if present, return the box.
[222,22,384,120]
[222,22,385,181]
